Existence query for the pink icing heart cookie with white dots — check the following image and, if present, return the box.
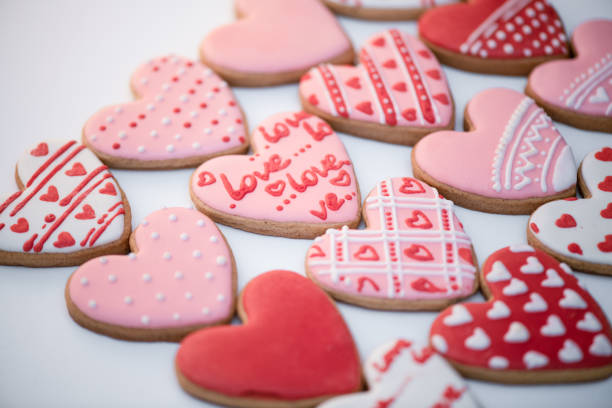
[323,0,460,21]
[299,29,454,145]
[526,19,612,133]
[190,111,361,239]
[83,55,248,169]
[412,88,577,214]
[0,140,131,267]
[430,245,612,383]
[66,207,235,342]
[528,147,612,276]
[306,177,478,310]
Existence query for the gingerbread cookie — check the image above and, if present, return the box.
[306,177,478,310]
[430,245,612,383]
[82,55,248,169]
[66,207,235,342]
[528,147,612,276]
[200,0,354,86]
[418,0,569,75]
[190,111,361,239]
[300,29,454,145]
[322,0,460,21]
[0,140,131,267]
[175,270,361,408]
[526,19,612,133]
[412,88,576,214]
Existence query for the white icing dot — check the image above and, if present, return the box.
[124,296,133,305]
[108,274,117,283]
[142,273,152,282]
[168,214,177,222]
[88,300,97,309]
[193,250,202,258]
[115,107,123,114]
[142,220,149,226]
[209,235,218,243]
[205,272,214,280]
[162,83,171,91]
[202,307,210,315]
[163,251,172,260]
[532,19,541,28]
[192,142,201,149]
[227,126,236,134]
[216,256,227,266]
[190,111,198,118]
[515,16,524,25]
[185,292,193,300]
[540,32,548,41]
[217,294,225,302]
[204,128,212,135]
[180,233,189,241]
[524,49,533,57]
[137,146,145,153]
[197,219,205,227]
[118,131,127,139]
[487,39,497,49]
[90,135,97,142]
[513,33,522,42]
[540,13,548,22]
[504,44,514,54]
[526,8,535,17]
[156,293,165,302]
[218,109,227,116]
[173,313,180,321]
[106,116,114,123]
[99,257,108,265]
[174,270,184,280]
[495,31,506,40]
[533,40,541,48]
[150,130,158,138]
[505,22,515,31]
[166,144,175,153]
[140,78,148,85]
[174,134,182,141]
[146,104,155,111]
[206,92,214,99]
[523,25,532,35]
[155,94,164,102]
[80,277,89,286]
[180,94,189,102]
[141,315,150,325]
[545,45,553,54]
[479,49,488,58]
[151,232,159,240]
[162,117,171,125]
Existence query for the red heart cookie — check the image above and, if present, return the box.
[528,147,612,275]
[412,88,576,214]
[0,140,131,267]
[322,0,461,21]
[83,55,248,169]
[190,112,361,238]
[299,29,454,145]
[306,177,478,310]
[419,0,569,75]
[175,270,361,406]
[200,0,354,86]
[430,245,612,383]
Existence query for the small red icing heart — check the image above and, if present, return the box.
[601,203,612,219]
[75,204,96,220]
[382,59,397,69]
[405,210,433,229]
[356,101,374,115]
[30,142,49,157]
[330,170,351,187]
[40,186,59,202]
[595,147,612,162]
[99,183,117,196]
[372,37,386,47]
[405,244,434,262]
[399,177,426,194]
[10,218,29,233]
[568,243,583,255]
[354,245,380,261]
[308,94,319,106]
[597,235,612,253]
[264,180,286,197]
[65,162,87,177]
[393,82,407,92]
[598,176,612,192]
[345,77,361,89]
[555,214,577,228]
[53,232,75,248]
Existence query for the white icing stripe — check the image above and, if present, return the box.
[565,60,612,109]
[504,103,541,191]
[328,65,352,116]
[514,113,549,191]
[315,67,338,116]
[539,135,562,193]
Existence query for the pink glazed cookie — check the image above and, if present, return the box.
[83,55,248,169]
[323,0,459,21]
[526,19,612,133]
[66,207,236,342]
[412,88,577,214]
[306,177,478,310]
[200,0,354,86]
[300,29,454,145]
[190,112,361,239]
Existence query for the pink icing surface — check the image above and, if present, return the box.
[307,177,476,301]
[299,29,453,128]
[414,88,576,199]
[68,207,233,328]
[201,0,351,73]
[191,112,360,224]
[83,56,246,161]
[529,19,612,116]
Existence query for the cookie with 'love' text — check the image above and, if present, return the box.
[322,0,460,21]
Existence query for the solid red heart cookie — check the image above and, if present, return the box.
[175,270,361,406]
[322,0,461,21]
[429,245,612,383]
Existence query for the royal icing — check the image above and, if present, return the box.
[306,178,477,305]
[0,140,126,254]
[325,0,458,10]
[413,88,576,199]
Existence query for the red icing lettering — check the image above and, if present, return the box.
[302,121,333,141]
[284,111,311,128]
[310,200,328,220]
[197,171,216,186]
[372,339,412,373]
[329,170,351,186]
[264,180,286,197]
[258,122,289,143]
[325,193,345,211]
[220,173,257,201]
[253,154,291,181]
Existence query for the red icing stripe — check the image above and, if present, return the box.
[317,66,349,118]
[26,140,76,187]
[59,165,109,206]
[108,201,123,212]
[89,208,125,246]
[0,191,22,215]
[80,227,96,247]
[360,49,397,126]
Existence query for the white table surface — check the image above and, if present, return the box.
[1,0,611,407]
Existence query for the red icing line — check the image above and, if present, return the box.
[107,201,123,212]
[25,140,76,187]
[372,339,412,372]
[317,65,349,118]
[0,191,22,215]
[357,276,380,293]
[360,49,397,126]
[22,233,38,252]
[89,208,125,246]
[59,165,108,206]
[80,227,96,247]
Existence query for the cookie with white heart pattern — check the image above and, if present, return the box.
[322,0,460,21]
[429,245,612,383]
[0,140,131,267]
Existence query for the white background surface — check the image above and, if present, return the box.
[1,0,611,407]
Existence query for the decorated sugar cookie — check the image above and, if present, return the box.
[66,207,235,342]
[306,177,478,310]
[319,339,477,408]
[323,0,459,21]
[526,19,612,133]
[412,88,576,214]
[175,270,361,407]
[0,140,131,267]
[82,55,248,169]
[528,147,612,276]
[430,245,612,383]
[300,29,454,145]
[190,111,361,239]
[418,0,569,75]
[200,0,354,86]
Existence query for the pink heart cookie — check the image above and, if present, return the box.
[412,88,577,214]
[200,0,354,86]
[306,177,477,310]
[528,147,612,276]
[0,140,131,267]
[190,111,361,238]
[323,0,460,21]
[527,19,612,132]
[66,207,235,342]
[299,29,454,145]
[82,55,248,169]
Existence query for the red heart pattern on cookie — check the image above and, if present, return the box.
[83,56,247,169]
[306,177,477,310]
[430,245,612,383]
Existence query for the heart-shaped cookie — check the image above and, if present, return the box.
[299,29,454,145]
[412,88,576,214]
[319,339,477,408]
[528,147,612,275]
[306,177,478,310]
[190,111,361,238]
[526,19,612,132]
[418,0,569,75]
[66,207,235,342]
[82,55,248,169]
[0,140,131,267]
[430,245,612,383]
[175,270,361,407]
[200,0,354,86]
[323,0,460,21]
